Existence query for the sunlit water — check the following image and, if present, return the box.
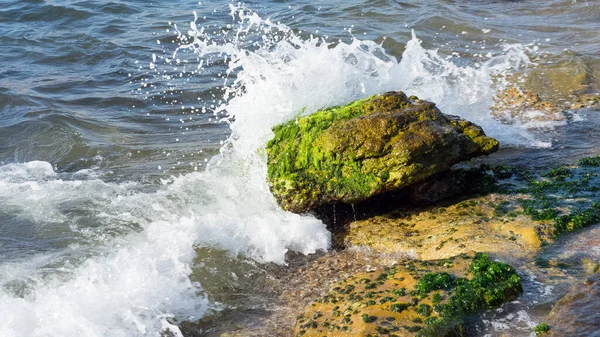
[1,1,599,336]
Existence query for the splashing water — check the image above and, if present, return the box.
[0,4,554,337]
[174,5,545,152]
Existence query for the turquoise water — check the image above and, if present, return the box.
[1,1,599,336]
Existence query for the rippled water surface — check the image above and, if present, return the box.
[1,1,600,336]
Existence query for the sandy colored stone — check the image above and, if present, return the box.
[523,53,592,101]
[294,252,522,337]
[492,52,600,126]
[341,194,550,261]
[491,86,566,125]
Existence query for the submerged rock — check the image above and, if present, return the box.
[545,273,600,337]
[294,252,522,337]
[491,52,600,126]
[523,52,593,102]
[266,92,499,213]
[491,86,567,125]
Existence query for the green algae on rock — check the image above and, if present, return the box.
[266,91,499,213]
[534,323,551,335]
[294,252,522,337]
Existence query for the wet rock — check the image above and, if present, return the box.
[491,87,567,126]
[294,252,522,337]
[266,91,498,213]
[492,52,600,126]
[523,52,593,102]
[581,258,600,275]
[545,273,600,337]
[342,157,600,260]
[340,194,547,260]
[568,93,600,110]
[179,250,394,337]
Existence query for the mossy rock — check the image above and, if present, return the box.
[294,252,522,337]
[266,91,499,213]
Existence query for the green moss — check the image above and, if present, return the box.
[415,272,455,295]
[534,323,550,335]
[484,156,600,238]
[361,313,377,323]
[432,293,443,304]
[266,91,499,212]
[296,253,519,337]
[579,155,600,167]
[416,304,433,317]
[390,303,410,313]
[266,93,408,211]
[417,253,522,327]
[392,288,407,296]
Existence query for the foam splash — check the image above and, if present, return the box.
[0,158,330,337]
[0,4,556,337]
[175,5,545,152]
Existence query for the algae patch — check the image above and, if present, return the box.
[294,252,522,337]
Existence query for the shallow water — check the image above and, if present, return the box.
[1,1,600,336]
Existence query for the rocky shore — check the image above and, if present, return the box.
[182,62,600,336]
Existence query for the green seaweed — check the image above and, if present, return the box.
[477,155,600,238]
[534,323,550,335]
[390,303,410,313]
[414,253,522,336]
[414,272,455,296]
[266,91,499,212]
[578,155,600,167]
[361,313,377,323]
[297,253,520,337]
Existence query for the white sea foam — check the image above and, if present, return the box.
[0,158,329,337]
[0,4,555,337]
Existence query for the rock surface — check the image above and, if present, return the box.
[491,87,566,125]
[267,91,499,213]
[294,252,522,337]
[340,194,547,261]
[545,273,600,337]
[522,52,593,102]
[341,157,600,260]
[491,52,600,126]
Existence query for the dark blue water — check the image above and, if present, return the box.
[1,1,600,336]
[2,0,599,175]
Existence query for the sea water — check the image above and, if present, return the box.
[1,1,599,336]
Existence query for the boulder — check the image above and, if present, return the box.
[294,252,522,337]
[544,273,600,337]
[266,92,499,213]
